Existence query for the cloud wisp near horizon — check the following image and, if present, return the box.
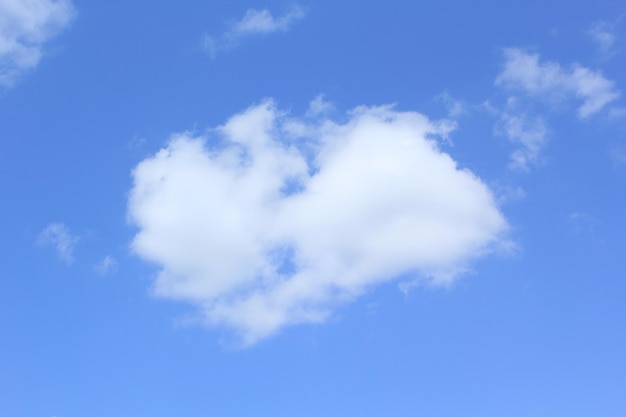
[127,98,509,345]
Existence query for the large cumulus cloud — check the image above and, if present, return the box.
[128,99,508,345]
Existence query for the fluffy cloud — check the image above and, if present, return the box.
[202,5,306,58]
[37,222,78,263]
[128,99,508,345]
[496,48,620,118]
[0,0,75,87]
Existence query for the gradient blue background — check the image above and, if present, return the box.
[1,1,625,416]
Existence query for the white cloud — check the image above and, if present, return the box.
[202,5,306,58]
[231,6,306,35]
[95,256,117,275]
[496,111,548,171]
[37,222,78,263]
[306,94,333,116]
[0,0,75,87]
[128,99,508,345]
[496,48,620,118]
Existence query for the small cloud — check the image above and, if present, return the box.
[0,0,76,87]
[306,94,333,116]
[495,111,548,171]
[37,222,78,263]
[202,5,307,58]
[435,91,468,118]
[231,6,306,36]
[588,20,617,58]
[95,256,117,275]
[495,48,621,118]
[492,47,624,171]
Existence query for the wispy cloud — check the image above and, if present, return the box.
[0,0,75,87]
[128,99,508,346]
[230,6,306,35]
[496,48,620,119]
[588,20,618,58]
[490,48,623,171]
[95,255,117,275]
[202,5,306,58]
[484,96,548,172]
[609,144,626,167]
[37,222,78,263]
[492,183,526,205]
[436,91,469,118]
[496,110,548,171]
[305,94,333,116]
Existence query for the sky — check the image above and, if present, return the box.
[1,0,626,416]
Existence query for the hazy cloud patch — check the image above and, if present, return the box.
[496,111,548,171]
[202,5,306,58]
[588,20,618,58]
[436,91,469,118]
[37,222,78,263]
[95,256,118,275]
[609,144,626,167]
[0,0,75,87]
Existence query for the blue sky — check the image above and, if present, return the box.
[1,0,626,415]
